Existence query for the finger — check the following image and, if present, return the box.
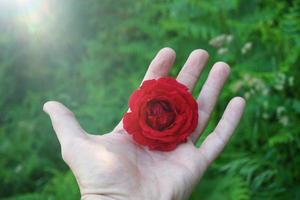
[198,97,246,167]
[176,49,209,91]
[114,48,176,132]
[43,101,86,146]
[191,62,230,142]
[142,47,176,81]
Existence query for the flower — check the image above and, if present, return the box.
[241,42,252,54]
[209,34,227,48]
[244,92,251,99]
[262,113,269,119]
[274,73,286,91]
[209,34,234,48]
[279,116,289,126]
[15,165,23,174]
[123,77,198,151]
[288,76,294,86]
[276,106,285,116]
[217,47,229,55]
[226,34,233,43]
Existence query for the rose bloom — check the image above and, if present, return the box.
[123,77,198,151]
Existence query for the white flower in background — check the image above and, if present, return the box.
[243,74,250,81]
[244,74,256,86]
[241,42,252,54]
[244,92,251,99]
[253,78,265,91]
[241,73,271,98]
[231,80,243,92]
[262,113,269,119]
[274,84,284,91]
[277,73,286,82]
[15,165,23,174]
[276,106,285,116]
[262,88,269,96]
[209,34,227,48]
[274,73,286,91]
[288,76,294,86]
[226,34,233,43]
[279,116,289,126]
[217,47,228,55]
[209,34,234,48]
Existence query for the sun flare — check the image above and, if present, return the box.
[13,0,52,34]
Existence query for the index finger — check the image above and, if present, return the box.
[142,47,176,81]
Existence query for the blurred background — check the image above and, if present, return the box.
[0,0,299,199]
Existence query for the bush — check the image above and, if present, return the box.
[0,0,299,199]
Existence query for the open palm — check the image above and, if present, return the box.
[44,48,245,200]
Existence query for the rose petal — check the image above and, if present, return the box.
[123,77,198,151]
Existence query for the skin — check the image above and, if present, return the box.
[44,48,246,200]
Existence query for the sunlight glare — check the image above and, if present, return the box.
[14,0,52,34]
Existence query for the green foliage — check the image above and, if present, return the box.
[2,172,79,200]
[0,0,299,199]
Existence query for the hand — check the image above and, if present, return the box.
[43,48,245,200]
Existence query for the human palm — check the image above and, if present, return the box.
[44,48,245,200]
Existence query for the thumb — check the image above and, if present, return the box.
[43,101,86,146]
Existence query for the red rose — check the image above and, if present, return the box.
[123,77,198,151]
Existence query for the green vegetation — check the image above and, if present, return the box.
[0,0,299,199]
